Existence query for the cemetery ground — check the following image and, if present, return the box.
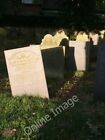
[1,68,105,140]
[0,27,105,140]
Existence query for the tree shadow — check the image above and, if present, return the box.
[29,72,96,140]
[33,57,97,140]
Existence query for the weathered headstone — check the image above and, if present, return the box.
[95,41,105,100]
[41,34,55,48]
[41,46,64,79]
[53,30,69,46]
[4,45,49,98]
[69,41,90,71]
[76,32,89,41]
[41,30,68,48]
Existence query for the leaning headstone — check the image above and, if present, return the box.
[95,41,105,100]
[69,41,90,71]
[4,45,49,98]
[41,46,64,79]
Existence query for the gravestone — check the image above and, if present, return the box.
[76,32,89,41]
[95,41,105,100]
[4,45,49,98]
[53,30,69,46]
[41,31,68,48]
[40,31,67,78]
[69,41,90,71]
[89,32,99,45]
[100,30,105,39]
[41,34,56,48]
[41,46,64,79]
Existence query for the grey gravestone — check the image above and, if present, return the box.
[41,46,64,79]
[40,32,67,78]
[69,41,90,71]
[95,41,105,100]
[4,45,49,98]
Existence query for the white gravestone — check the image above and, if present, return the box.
[4,45,49,98]
[89,33,99,45]
[76,32,89,41]
[69,41,90,71]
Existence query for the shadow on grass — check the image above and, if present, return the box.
[32,71,105,140]
[0,27,104,139]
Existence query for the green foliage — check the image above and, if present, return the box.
[0,95,56,139]
[0,72,105,139]
[96,0,105,10]
[0,92,105,140]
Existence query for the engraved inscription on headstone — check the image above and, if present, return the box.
[4,45,49,98]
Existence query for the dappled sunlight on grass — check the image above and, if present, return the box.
[1,71,105,139]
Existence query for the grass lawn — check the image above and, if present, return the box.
[0,26,104,140]
[0,71,105,140]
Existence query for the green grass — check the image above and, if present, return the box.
[0,95,57,140]
[0,27,103,139]
[0,72,105,140]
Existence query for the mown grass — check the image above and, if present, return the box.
[0,71,105,140]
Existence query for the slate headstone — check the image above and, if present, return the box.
[95,41,105,100]
[41,46,64,79]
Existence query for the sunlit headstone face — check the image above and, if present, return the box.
[54,30,68,46]
[76,32,89,41]
[100,30,105,39]
[4,45,49,98]
[40,30,69,48]
[41,34,55,48]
